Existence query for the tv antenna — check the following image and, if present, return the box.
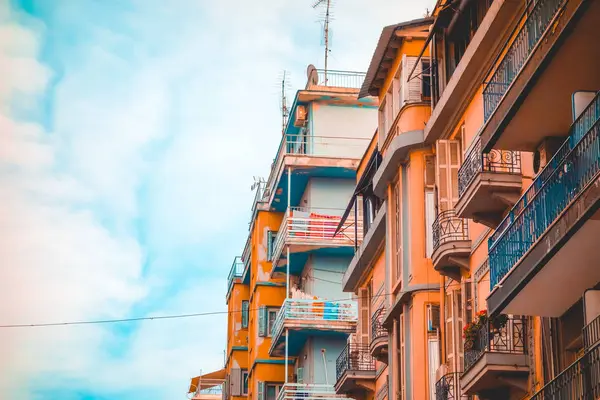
[251,176,265,191]
[280,70,290,134]
[312,0,332,85]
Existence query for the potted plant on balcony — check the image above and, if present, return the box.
[463,310,487,351]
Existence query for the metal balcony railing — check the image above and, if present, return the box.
[272,207,363,264]
[583,314,600,350]
[483,0,565,121]
[376,378,388,400]
[371,307,387,342]
[463,315,528,373]
[313,69,366,89]
[530,341,600,399]
[277,383,350,400]
[335,343,376,382]
[432,210,470,252]
[264,134,370,205]
[270,298,358,340]
[458,138,521,197]
[226,256,245,296]
[489,93,600,288]
[435,373,468,400]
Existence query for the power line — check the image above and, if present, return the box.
[0,291,394,329]
[1,278,492,329]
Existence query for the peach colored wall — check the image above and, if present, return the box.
[382,105,432,155]
[228,282,250,353]
[411,291,441,400]
[357,133,379,181]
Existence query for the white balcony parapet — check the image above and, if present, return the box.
[271,298,358,342]
[277,383,351,400]
[272,207,363,265]
[264,135,370,205]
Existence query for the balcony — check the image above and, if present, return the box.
[335,343,376,394]
[370,307,388,362]
[307,70,366,91]
[226,256,244,300]
[456,138,521,228]
[583,314,600,351]
[431,210,471,281]
[277,384,351,400]
[435,373,468,400]
[487,94,600,317]
[529,341,600,400]
[269,298,357,357]
[460,315,529,396]
[192,386,223,400]
[480,0,600,152]
[271,207,362,276]
[264,134,371,213]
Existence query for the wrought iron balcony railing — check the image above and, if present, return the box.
[371,307,387,342]
[529,341,600,399]
[375,378,388,400]
[458,137,521,197]
[435,373,468,400]
[271,298,358,340]
[272,207,363,264]
[483,0,565,121]
[583,314,600,350]
[277,383,350,400]
[335,343,376,382]
[313,69,367,90]
[489,93,600,288]
[432,210,469,252]
[463,315,528,373]
[226,256,245,297]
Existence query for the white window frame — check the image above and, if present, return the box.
[241,370,249,396]
[267,308,279,337]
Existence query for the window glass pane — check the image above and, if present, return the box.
[242,371,249,395]
[266,386,276,400]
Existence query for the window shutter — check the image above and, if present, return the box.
[358,287,370,344]
[242,301,249,328]
[257,381,265,400]
[445,291,454,370]
[258,306,267,337]
[425,191,435,258]
[427,339,440,400]
[435,140,461,212]
[297,367,304,384]
[267,231,273,261]
[407,56,422,102]
[231,368,241,397]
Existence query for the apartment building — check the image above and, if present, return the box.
[189,68,378,400]
[425,0,600,398]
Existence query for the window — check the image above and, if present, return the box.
[422,59,431,100]
[267,230,277,261]
[266,384,283,400]
[241,301,249,328]
[241,370,249,396]
[393,178,402,284]
[425,191,435,258]
[267,308,279,337]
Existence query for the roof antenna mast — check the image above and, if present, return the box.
[312,0,332,85]
[280,70,290,135]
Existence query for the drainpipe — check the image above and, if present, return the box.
[285,329,289,384]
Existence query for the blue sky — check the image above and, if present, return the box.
[0,0,433,398]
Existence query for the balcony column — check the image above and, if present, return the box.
[287,166,291,298]
[285,328,289,384]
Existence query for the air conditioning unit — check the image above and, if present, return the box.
[294,105,308,127]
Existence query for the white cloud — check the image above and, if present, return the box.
[0,0,434,398]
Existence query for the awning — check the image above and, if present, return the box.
[334,149,382,235]
[188,368,226,394]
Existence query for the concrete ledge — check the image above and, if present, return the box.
[373,131,424,198]
[342,205,387,292]
[382,283,440,327]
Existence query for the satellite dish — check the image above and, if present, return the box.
[307,64,318,86]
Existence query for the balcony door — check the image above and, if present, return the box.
[435,140,462,213]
